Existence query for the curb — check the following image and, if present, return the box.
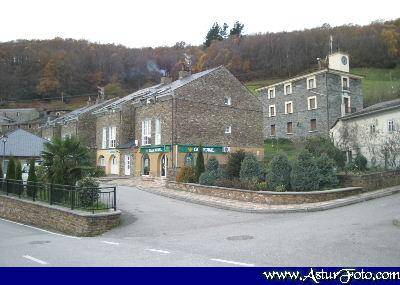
[135,186,400,214]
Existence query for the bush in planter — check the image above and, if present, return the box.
[266,153,292,191]
[226,150,246,178]
[239,153,261,183]
[27,159,38,197]
[316,153,339,189]
[353,153,368,172]
[176,166,197,183]
[77,177,100,208]
[199,171,219,186]
[6,157,16,180]
[206,157,219,172]
[291,150,320,191]
[195,145,205,181]
[305,136,346,169]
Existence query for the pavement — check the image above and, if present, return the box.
[0,184,399,266]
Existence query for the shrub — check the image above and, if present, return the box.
[255,181,268,191]
[226,150,246,178]
[353,153,368,172]
[0,161,3,179]
[316,153,339,189]
[176,166,197,183]
[239,153,261,183]
[6,157,16,180]
[15,160,22,181]
[206,157,219,172]
[199,171,219,186]
[27,159,38,197]
[305,136,346,169]
[275,185,287,192]
[77,177,100,208]
[291,150,320,191]
[90,166,106,177]
[266,153,292,191]
[195,145,205,181]
[214,178,250,190]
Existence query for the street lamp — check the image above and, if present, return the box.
[1,135,7,178]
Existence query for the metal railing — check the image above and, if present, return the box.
[0,179,116,213]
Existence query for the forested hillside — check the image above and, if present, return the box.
[0,18,399,104]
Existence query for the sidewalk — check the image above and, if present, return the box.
[103,178,400,213]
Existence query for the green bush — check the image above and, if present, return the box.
[266,153,292,191]
[176,166,197,183]
[316,153,339,189]
[226,150,246,178]
[195,145,205,181]
[199,171,219,186]
[27,159,38,197]
[305,136,346,169]
[6,157,16,180]
[214,178,253,190]
[206,157,219,172]
[353,153,368,172]
[275,185,287,192]
[291,150,320,191]
[0,161,3,179]
[15,160,22,181]
[90,166,106,177]
[255,181,268,191]
[77,177,100,208]
[239,153,261,183]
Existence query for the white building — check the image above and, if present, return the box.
[330,99,400,169]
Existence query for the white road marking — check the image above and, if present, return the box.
[0,218,81,240]
[22,255,49,265]
[101,241,120,245]
[210,258,255,267]
[145,248,171,254]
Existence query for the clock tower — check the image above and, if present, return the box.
[328,52,349,73]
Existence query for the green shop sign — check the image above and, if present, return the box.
[178,145,228,154]
[140,145,171,154]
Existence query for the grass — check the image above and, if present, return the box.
[264,138,304,163]
[245,66,400,107]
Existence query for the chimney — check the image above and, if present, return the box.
[160,76,172,85]
[178,70,191,80]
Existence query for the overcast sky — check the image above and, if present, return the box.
[1,0,399,48]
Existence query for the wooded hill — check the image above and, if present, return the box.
[0,18,399,105]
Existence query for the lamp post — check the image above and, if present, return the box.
[1,135,7,178]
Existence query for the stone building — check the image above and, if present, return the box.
[258,52,363,139]
[0,108,42,135]
[330,98,400,169]
[94,66,264,178]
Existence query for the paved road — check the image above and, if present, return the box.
[0,186,399,266]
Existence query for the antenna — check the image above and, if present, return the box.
[329,35,333,54]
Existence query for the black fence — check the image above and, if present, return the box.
[0,179,116,213]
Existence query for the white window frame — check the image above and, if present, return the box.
[267,87,276,99]
[102,127,107,149]
[308,96,317,110]
[224,96,231,106]
[268,105,276,117]
[388,120,395,132]
[155,118,161,145]
[225,126,232,134]
[141,119,152,146]
[341,76,350,91]
[307,76,316,89]
[284,83,292,95]
[285,101,293,114]
[108,126,116,148]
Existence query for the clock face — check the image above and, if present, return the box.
[341,56,348,65]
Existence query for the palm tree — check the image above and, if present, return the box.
[41,137,91,186]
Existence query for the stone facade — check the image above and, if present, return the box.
[260,70,363,139]
[0,194,121,236]
[338,170,400,190]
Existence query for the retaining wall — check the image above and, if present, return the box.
[0,194,121,236]
[338,170,400,190]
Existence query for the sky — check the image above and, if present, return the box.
[1,0,399,48]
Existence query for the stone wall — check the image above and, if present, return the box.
[338,170,400,190]
[167,181,366,205]
[0,194,121,236]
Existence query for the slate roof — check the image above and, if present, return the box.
[93,66,222,115]
[2,129,48,157]
[341,98,400,120]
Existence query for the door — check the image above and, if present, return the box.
[110,156,118,175]
[160,154,168,178]
[124,155,131,176]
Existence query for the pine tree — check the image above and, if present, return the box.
[15,160,22,181]
[27,159,38,183]
[0,161,3,179]
[195,145,205,181]
[6,157,16,180]
[229,21,244,36]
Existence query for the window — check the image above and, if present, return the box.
[285,101,293,114]
[16,112,20,117]
[310,119,317,132]
[342,76,349,90]
[225,126,232,134]
[370,124,376,134]
[268,105,276,117]
[28,124,31,129]
[224,96,231,106]
[388,120,395,132]
[155,119,161,145]
[109,126,116,148]
[307,76,316,89]
[141,120,151,145]
[284,83,292,95]
[184,153,194,166]
[270,124,276,136]
[102,127,107,148]
[99,156,105,166]
[286,122,293,134]
[17,125,20,128]
[308,96,317,110]
[268,88,275,99]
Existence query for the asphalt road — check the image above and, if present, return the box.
[0,186,399,266]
